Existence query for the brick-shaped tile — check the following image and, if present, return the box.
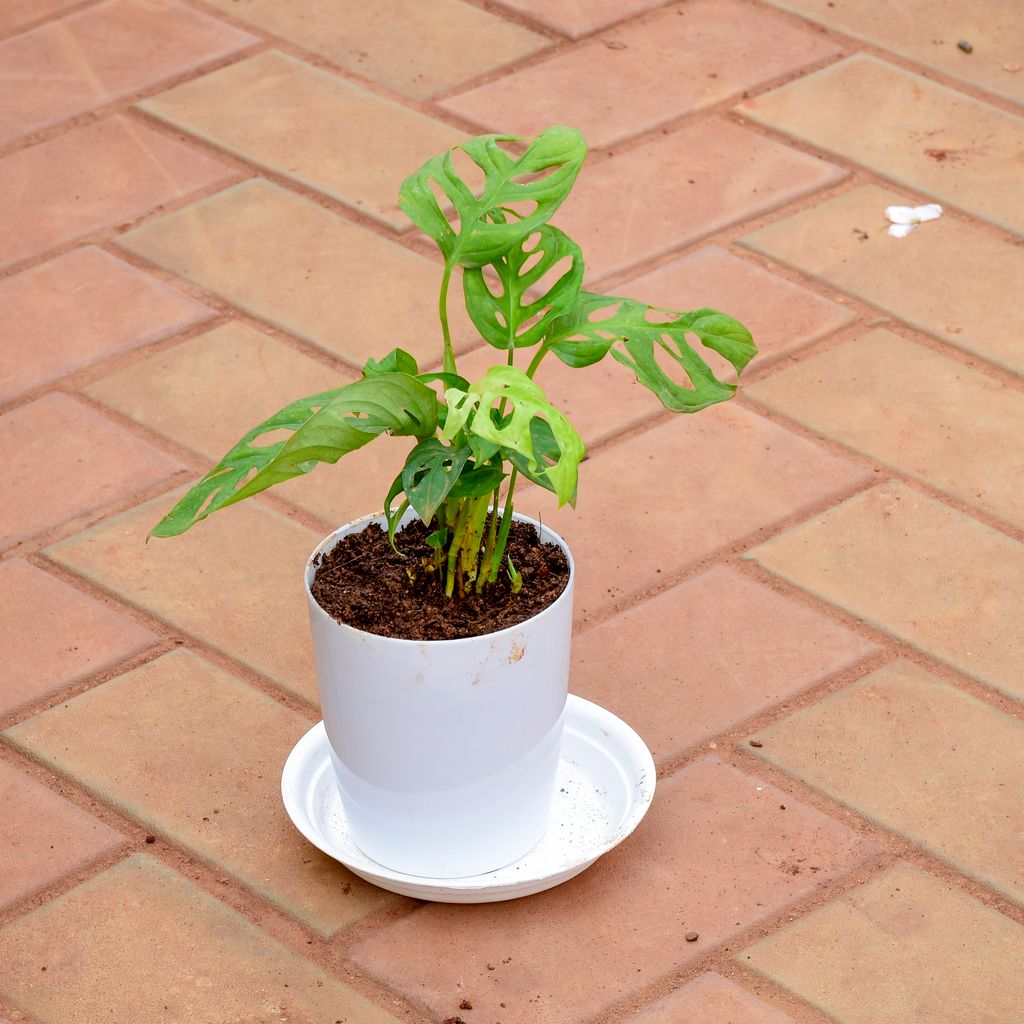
[762,0,1024,103]
[1,394,182,550]
[45,488,324,702]
[139,50,466,228]
[0,559,155,716]
[0,0,255,144]
[201,0,548,98]
[0,855,402,1024]
[627,972,798,1024]
[7,650,398,936]
[741,184,1024,374]
[747,482,1024,700]
[518,404,871,621]
[554,120,844,281]
[740,863,1024,1024]
[351,757,878,1024]
[572,566,875,763]
[748,328,1024,528]
[0,246,212,403]
[117,179,474,367]
[0,116,236,270]
[82,320,413,529]
[444,0,840,147]
[748,660,1024,905]
[739,54,1024,235]
[0,761,124,911]
[620,245,853,363]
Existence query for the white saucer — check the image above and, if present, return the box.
[281,695,656,903]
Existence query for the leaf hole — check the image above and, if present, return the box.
[643,307,676,325]
[450,147,486,198]
[653,343,697,393]
[426,176,459,233]
[530,417,560,468]
[481,265,505,300]
[495,137,524,159]
[587,301,624,323]
[195,490,222,521]
[502,199,539,221]
[510,167,554,186]
[248,427,293,450]
[528,252,577,300]
[515,304,551,337]
[520,249,544,275]
[691,333,737,384]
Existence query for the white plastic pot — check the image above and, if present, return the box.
[304,510,574,878]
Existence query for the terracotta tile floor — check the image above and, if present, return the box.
[1,1,1021,1021]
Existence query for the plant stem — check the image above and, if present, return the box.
[460,496,491,586]
[525,343,550,379]
[439,263,456,376]
[475,485,502,594]
[488,468,519,583]
[444,500,467,598]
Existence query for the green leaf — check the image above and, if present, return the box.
[425,525,449,550]
[398,125,586,269]
[549,293,756,410]
[447,462,505,501]
[503,417,571,501]
[151,373,439,538]
[417,371,469,391]
[401,439,471,524]
[463,221,584,350]
[442,366,584,507]
[383,470,410,551]
[363,347,419,377]
[545,291,628,368]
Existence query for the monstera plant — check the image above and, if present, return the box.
[152,125,756,600]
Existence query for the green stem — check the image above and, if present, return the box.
[525,343,550,379]
[488,468,519,583]
[444,500,467,598]
[439,263,456,376]
[475,485,502,594]
[460,496,491,586]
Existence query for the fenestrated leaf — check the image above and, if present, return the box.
[463,221,583,350]
[398,125,586,269]
[400,438,471,524]
[504,417,571,501]
[548,293,756,411]
[442,366,583,507]
[545,291,629,368]
[151,373,439,538]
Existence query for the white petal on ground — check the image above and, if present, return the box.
[885,203,944,225]
[887,222,917,237]
[913,203,943,222]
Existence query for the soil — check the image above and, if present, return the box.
[310,518,569,641]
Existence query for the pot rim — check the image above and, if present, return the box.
[304,509,575,648]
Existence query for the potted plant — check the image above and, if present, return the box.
[152,125,756,883]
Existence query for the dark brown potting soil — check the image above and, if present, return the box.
[310,518,569,640]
